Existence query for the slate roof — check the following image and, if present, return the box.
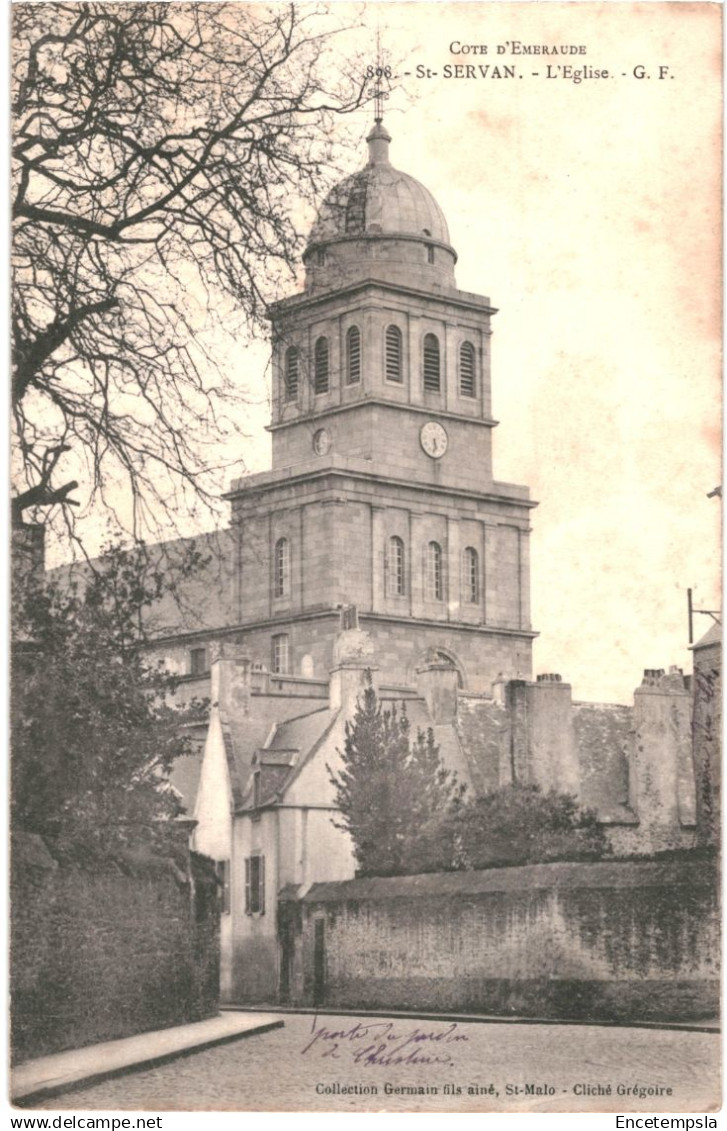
[237,705,336,811]
[691,622,722,650]
[223,716,279,808]
[266,707,332,754]
[48,529,236,640]
[456,695,507,796]
[574,702,632,820]
[169,753,203,817]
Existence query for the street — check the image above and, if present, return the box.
[32,1013,720,1113]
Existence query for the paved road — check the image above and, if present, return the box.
[34,1014,720,1114]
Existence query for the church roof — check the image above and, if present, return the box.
[307,121,451,248]
[169,751,203,815]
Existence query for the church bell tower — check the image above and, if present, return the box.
[225,116,536,692]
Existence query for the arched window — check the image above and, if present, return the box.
[423,333,441,393]
[462,546,480,604]
[385,325,403,383]
[284,346,299,402]
[388,536,405,597]
[426,245,435,265]
[459,341,476,397]
[427,541,443,601]
[314,336,329,394]
[346,326,361,384]
[274,537,290,598]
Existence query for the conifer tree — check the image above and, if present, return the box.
[329,677,464,877]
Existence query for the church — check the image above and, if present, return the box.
[142,115,705,1004]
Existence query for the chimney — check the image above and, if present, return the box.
[209,640,252,718]
[329,616,378,713]
[415,654,459,724]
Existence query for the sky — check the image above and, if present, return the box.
[319,1,722,703]
[41,2,721,705]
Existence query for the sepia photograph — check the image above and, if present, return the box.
[9,0,722,1118]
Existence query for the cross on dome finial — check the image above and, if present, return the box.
[375,83,384,126]
[368,31,391,163]
[374,29,384,124]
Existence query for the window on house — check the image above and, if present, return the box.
[388,536,406,597]
[274,537,289,598]
[190,647,208,676]
[314,336,329,395]
[216,860,231,915]
[426,244,435,265]
[459,341,476,397]
[244,854,265,915]
[346,326,361,384]
[315,247,326,266]
[427,541,444,601]
[385,325,403,383]
[462,546,480,604]
[284,346,299,402]
[423,333,441,393]
[253,769,261,809]
[272,633,290,674]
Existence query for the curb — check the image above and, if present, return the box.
[219,1004,720,1035]
[13,1019,285,1107]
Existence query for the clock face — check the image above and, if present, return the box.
[312,428,331,455]
[420,421,448,459]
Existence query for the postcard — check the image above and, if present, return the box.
[10,0,721,1120]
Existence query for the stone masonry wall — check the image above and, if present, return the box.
[456,668,697,854]
[11,839,220,1064]
[295,859,718,1023]
[692,636,721,846]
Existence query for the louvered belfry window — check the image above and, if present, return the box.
[423,333,441,392]
[274,537,289,598]
[284,346,299,401]
[314,336,329,394]
[346,326,361,384]
[460,341,476,397]
[385,325,403,383]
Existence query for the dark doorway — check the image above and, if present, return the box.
[279,917,293,1003]
[313,918,325,1006]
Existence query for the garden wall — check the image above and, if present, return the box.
[296,857,718,1022]
[11,834,220,1063]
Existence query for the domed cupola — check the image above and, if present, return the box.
[303,119,458,292]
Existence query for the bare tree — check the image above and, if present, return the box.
[12,2,370,547]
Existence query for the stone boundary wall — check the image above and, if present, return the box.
[296,858,719,1023]
[11,839,220,1063]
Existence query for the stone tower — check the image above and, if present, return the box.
[225,118,536,692]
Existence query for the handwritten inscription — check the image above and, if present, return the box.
[301,1014,469,1067]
